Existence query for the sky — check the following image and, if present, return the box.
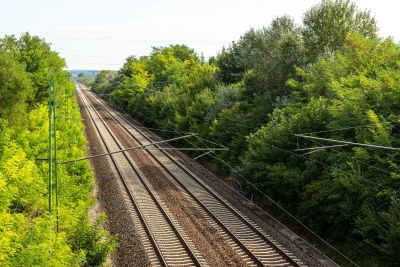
[0,0,398,70]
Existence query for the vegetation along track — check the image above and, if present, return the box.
[79,83,306,267]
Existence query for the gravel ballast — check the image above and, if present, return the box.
[77,90,150,267]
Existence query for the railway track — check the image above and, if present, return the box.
[78,85,204,266]
[78,83,306,266]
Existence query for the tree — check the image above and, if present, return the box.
[76,72,94,87]
[0,33,66,103]
[88,4,399,263]
[0,52,32,125]
[92,70,117,94]
[242,34,400,264]
[379,198,400,266]
[215,16,305,103]
[214,45,245,84]
[303,0,377,62]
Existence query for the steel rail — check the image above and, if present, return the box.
[88,89,301,267]
[80,86,203,267]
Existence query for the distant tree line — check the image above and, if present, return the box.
[89,0,399,265]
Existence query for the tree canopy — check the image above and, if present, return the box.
[302,0,377,62]
[0,51,32,125]
[0,33,66,103]
[0,33,115,266]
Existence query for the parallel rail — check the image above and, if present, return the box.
[86,86,305,267]
[78,85,203,267]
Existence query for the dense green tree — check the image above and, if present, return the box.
[92,70,117,94]
[106,45,217,134]
[76,72,95,87]
[303,0,377,62]
[0,52,32,125]
[242,34,400,265]
[0,33,66,103]
[0,33,115,265]
[379,198,400,266]
[216,16,305,101]
[214,44,245,84]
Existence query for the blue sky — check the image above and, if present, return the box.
[0,0,398,70]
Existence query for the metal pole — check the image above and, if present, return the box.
[64,86,67,117]
[54,101,59,232]
[48,82,54,214]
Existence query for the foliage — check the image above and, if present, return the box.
[68,215,116,266]
[75,72,95,88]
[215,15,305,102]
[92,70,117,94]
[0,52,32,126]
[302,0,377,62]
[0,33,115,266]
[243,34,400,265]
[0,33,67,103]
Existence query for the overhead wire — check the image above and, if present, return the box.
[299,119,399,135]
[207,152,356,266]
[112,104,192,135]
[195,136,227,149]
[82,52,400,265]
[194,118,399,191]
[94,90,225,150]
[109,102,193,135]
[302,137,393,176]
[296,134,400,152]
[219,124,400,193]
[180,131,355,266]
[96,85,366,265]
[272,140,400,193]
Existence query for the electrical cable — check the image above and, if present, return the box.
[182,131,354,266]
[207,152,357,266]
[271,140,400,193]
[299,120,399,135]
[201,115,396,178]
[195,119,399,192]
[302,138,393,176]
[195,136,227,149]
